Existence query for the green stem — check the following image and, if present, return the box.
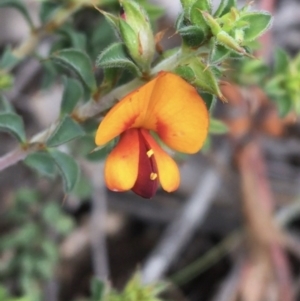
[169,231,241,286]
[0,147,30,172]
[151,48,183,75]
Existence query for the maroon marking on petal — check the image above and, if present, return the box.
[132,129,158,198]
[123,113,138,130]
[155,119,168,138]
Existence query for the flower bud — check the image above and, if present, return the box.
[118,0,155,73]
[201,11,222,36]
[216,31,246,55]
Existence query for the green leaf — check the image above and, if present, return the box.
[99,10,120,33]
[96,42,141,75]
[0,112,26,143]
[240,12,272,42]
[73,172,93,199]
[190,0,212,29]
[91,278,105,301]
[39,1,61,23]
[175,11,185,31]
[60,77,83,115]
[24,152,57,178]
[58,26,87,50]
[43,203,74,235]
[0,94,15,113]
[15,188,39,207]
[216,31,246,55]
[264,76,284,96]
[99,68,122,94]
[49,149,80,192]
[199,92,216,110]
[210,44,231,63]
[138,0,165,21]
[41,241,59,263]
[175,65,196,83]
[214,0,228,17]
[88,19,117,60]
[178,25,206,47]
[50,49,97,94]
[0,73,14,91]
[47,115,85,147]
[0,47,20,70]
[87,141,115,162]
[0,0,34,29]
[219,0,237,16]
[176,13,204,48]
[274,49,290,74]
[274,95,293,117]
[209,118,228,134]
[41,60,58,89]
[176,57,223,98]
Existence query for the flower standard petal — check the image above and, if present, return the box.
[144,72,209,154]
[104,128,139,191]
[95,79,157,146]
[141,129,180,192]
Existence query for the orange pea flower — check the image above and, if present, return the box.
[95,71,209,198]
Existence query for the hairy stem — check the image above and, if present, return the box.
[0,148,29,172]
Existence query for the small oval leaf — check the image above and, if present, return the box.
[47,116,85,147]
[0,112,26,143]
[178,25,206,47]
[219,0,237,16]
[240,12,272,42]
[210,44,231,64]
[39,1,61,23]
[24,152,57,178]
[58,26,87,50]
[60,77,83,115]
[97,43,141,75]
[274,49,290,75]
[50,49,97,93]
[214,0,228,17]
[49,149,80,192]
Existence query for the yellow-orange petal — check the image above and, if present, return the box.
[95,78,157,146]
[95,72,209,154]
[104,129,139,191]
[144,72,209,154]
[141,129,180,192]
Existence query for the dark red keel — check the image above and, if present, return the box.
[132,129,158,198]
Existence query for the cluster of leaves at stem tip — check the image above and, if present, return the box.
[0,0,272,195]
[230,48,300,117]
